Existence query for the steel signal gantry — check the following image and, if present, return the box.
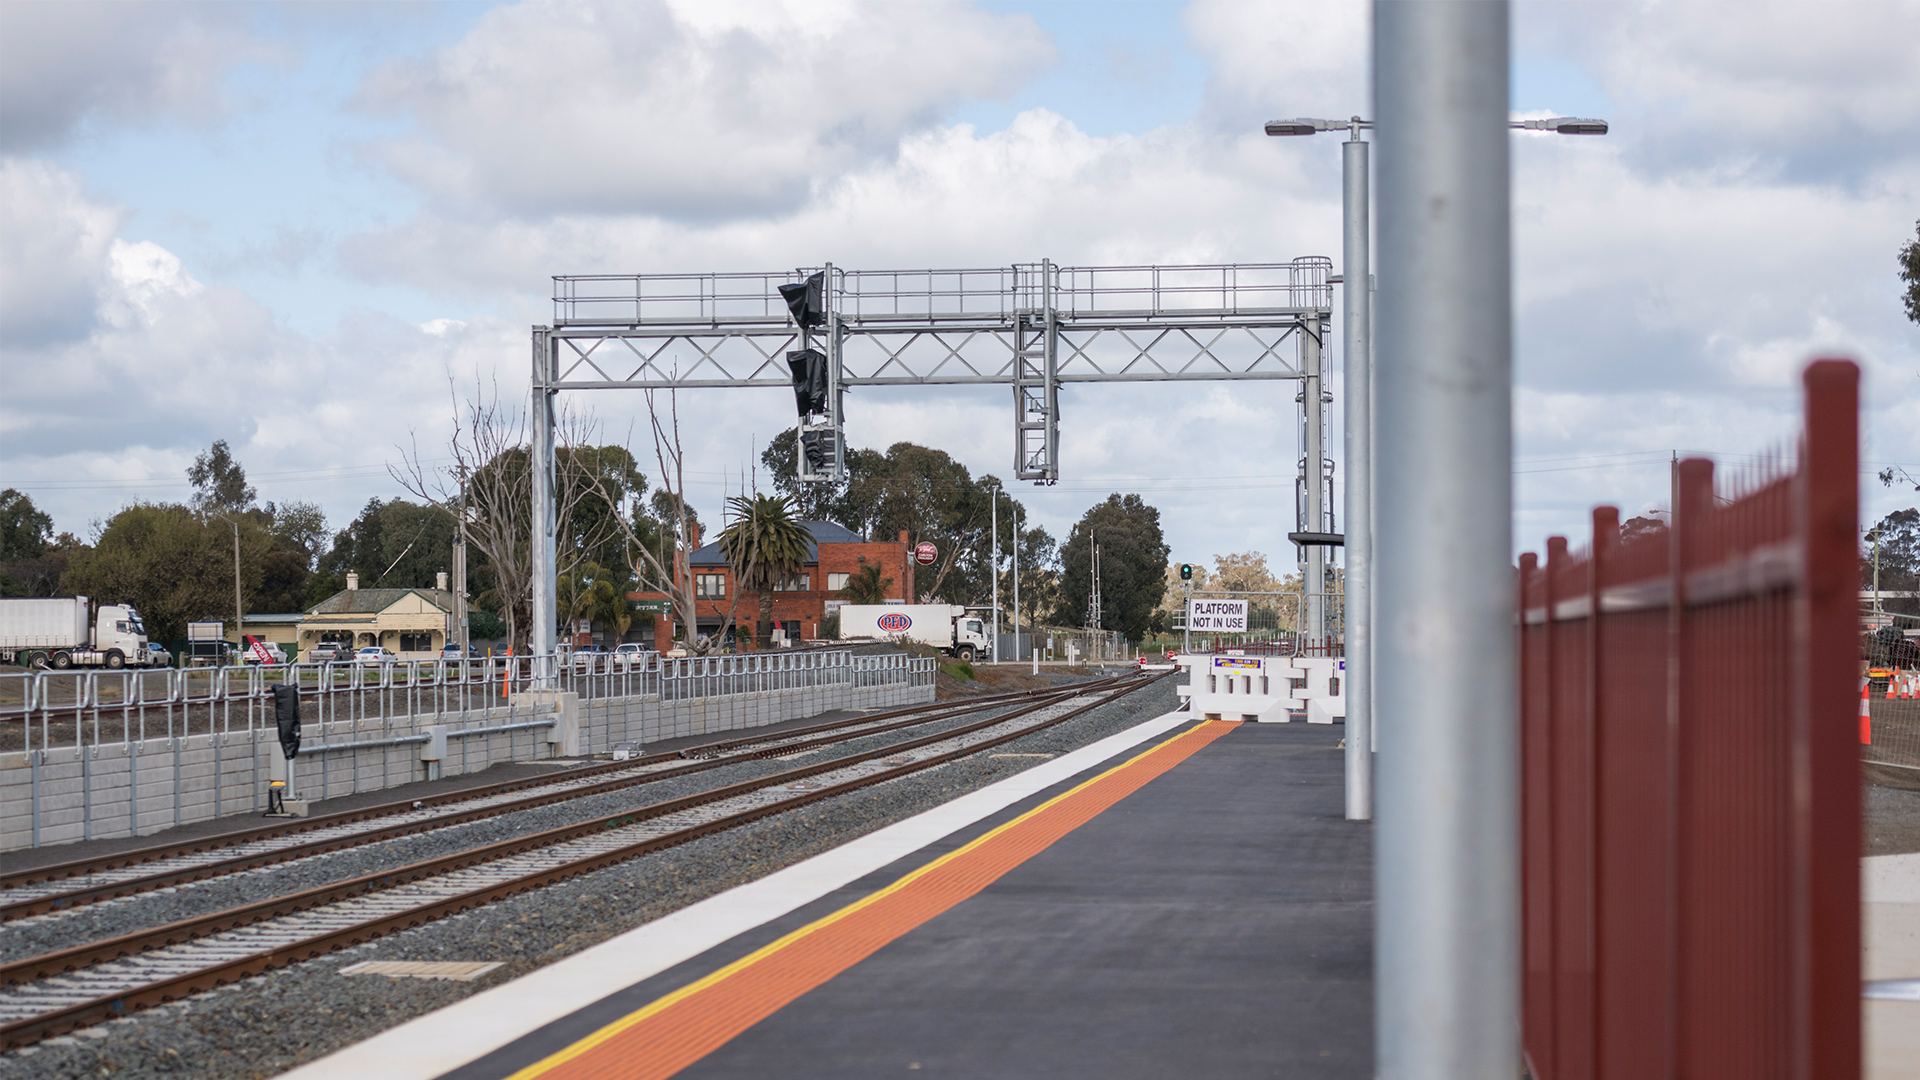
[527,260,1335,665]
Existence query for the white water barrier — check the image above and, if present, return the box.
[1175,653,1346,724]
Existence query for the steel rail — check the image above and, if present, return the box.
[0,671,1168,1048]
[0,678,1116,920]
[3,677,1099,893]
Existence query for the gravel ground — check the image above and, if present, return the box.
[1,677,1178,1080]
[1866,779,1920,856]
[1,681,1111,964]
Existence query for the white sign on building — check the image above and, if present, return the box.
[1186,598,1249,632]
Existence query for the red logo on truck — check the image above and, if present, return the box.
[878,613,913,632]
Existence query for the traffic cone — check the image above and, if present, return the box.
[1888,668,1899,700]
[1861,679,1873,745]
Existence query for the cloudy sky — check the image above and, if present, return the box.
[2,0,1917,573]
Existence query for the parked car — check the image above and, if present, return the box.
[308,642,353,664]
[569,646,608,670]
[355,646,398,665]
[145,643,172,668]
[240,638,287,665]
[613,643,650,667]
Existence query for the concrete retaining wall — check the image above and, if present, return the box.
[1,674,930,852]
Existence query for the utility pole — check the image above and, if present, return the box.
[1011,500,1020,661]
[215,513,242,664]
[990,485,999,664]
[456,463,471,656]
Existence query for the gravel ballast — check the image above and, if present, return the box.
[2,677,1178,1080]
[1,689,1097,964]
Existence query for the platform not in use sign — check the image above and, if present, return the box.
[1186,599,1249,632]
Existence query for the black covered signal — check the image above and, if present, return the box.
[800,429,836,473]
[788,348,828,417]
[779,271,826,329]
[271,683,302,760]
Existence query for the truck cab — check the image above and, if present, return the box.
[953,616,989,663]
[95,605,149,667]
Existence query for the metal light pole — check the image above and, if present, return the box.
[1264,107,1605,827]
[1375,3,1514,1075]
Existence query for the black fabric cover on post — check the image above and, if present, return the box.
[787,348,828,416]
[272,684,301,760]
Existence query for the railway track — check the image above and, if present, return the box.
[0,670,1169,1049]
[1,677,1124,922]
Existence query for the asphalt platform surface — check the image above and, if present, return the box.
[454,721,1374,1080]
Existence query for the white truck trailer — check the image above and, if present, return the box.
[0,597,151,670]
[838,604,991,662]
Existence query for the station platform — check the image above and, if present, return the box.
[285,713,1373,1080]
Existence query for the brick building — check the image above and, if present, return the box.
[628,522,915,648]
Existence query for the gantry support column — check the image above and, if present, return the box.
[530,327,559,685]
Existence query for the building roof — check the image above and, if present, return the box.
[688,520,870,567]
[304,587,454,617]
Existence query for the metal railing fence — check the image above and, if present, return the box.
[2,649,933,850]
[1516,361,1859,1080]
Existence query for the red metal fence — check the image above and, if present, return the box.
[1518,361,1859,1080]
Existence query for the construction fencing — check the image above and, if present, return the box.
[1517,361,1859,1080]
[0,649,933,852]
[1866,669,1920,781]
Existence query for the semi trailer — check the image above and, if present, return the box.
[0,597,152,670]
[838,604,991,662]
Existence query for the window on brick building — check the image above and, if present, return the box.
[826,572,850,591]
[696,574,726,598]
[772,573,811,591]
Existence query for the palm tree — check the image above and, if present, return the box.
[557,560,619,644]
[838,563,893,605]
[716,494,812,648]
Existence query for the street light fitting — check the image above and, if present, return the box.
[1264,119,1327,136]
[1512,116,1609,135]
[1264,117,1370,137]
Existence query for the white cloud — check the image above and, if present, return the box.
[0,159,124,345]
[1525,0,1920,181]
[0,2,276,151]
[352,0,1055,219]
[0,161,530,538]
[1181,0,1368,127]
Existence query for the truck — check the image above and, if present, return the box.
[0,597,152,670]
[837,604,990,662]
